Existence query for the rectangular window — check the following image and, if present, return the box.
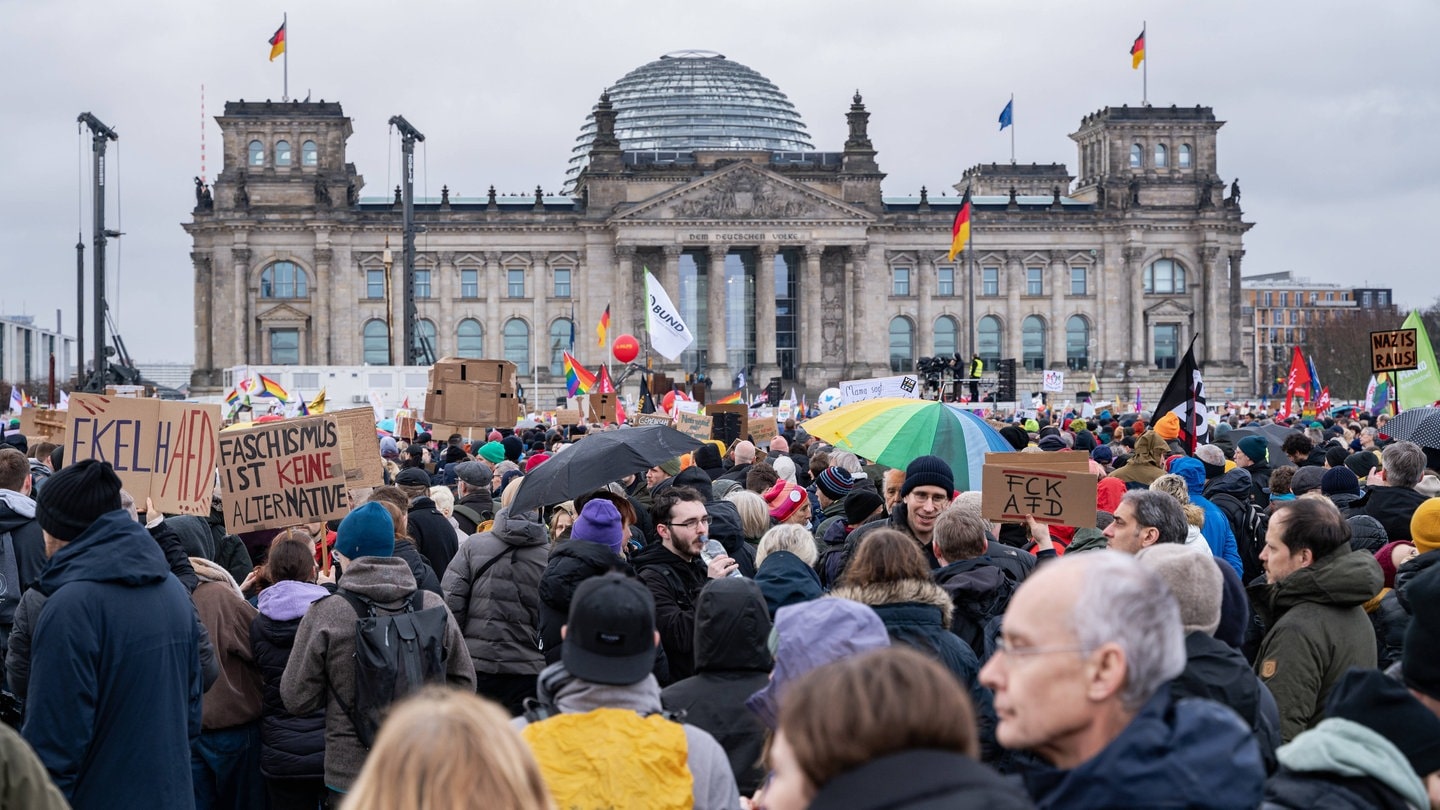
[1379,291,1391,306]
[1280,292,1289,307]
[1326,292,1334,302]
[1154,324,1179,369]
[982,267,999,296]
[414,269,432,299]
[937,266,954,297]
[460,268,478,299]
[293,372,320,389]
[1070,266,1087,296]
[1264,292,1273,307]
[366,268,385,299]
[892,267,911,296]
[270,328,299,365]
[1026,267,1043,296]
[508,268,525,298]
[553,268,572,298]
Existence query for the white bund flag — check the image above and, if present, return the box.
[644,269,695,361]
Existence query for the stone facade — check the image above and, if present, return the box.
[185,96,1252,405]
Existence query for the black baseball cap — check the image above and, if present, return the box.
[564,573,657,685]
[395,467,431,487]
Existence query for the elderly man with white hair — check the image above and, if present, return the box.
[979,551,1265,808]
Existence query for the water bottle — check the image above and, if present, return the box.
[700,539,743,578]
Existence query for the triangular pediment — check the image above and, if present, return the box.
[611,162,876,224]
[1145,298,1194,317]
[256,302,311,322]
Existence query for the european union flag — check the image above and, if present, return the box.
[998,99,1013,131]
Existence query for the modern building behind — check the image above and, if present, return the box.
[184,50,1254,405]
[0,314,75,398]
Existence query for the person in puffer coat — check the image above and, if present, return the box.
[441,505,549,716]
[1170,456,1244,577]
[661,578,773,796]
[250,532,329,810]
[538,499,631,665]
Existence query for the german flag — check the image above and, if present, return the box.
[268,21,287,62]
[596,303,611,348]
[947,188,972,262]
[1130,28,1145,69]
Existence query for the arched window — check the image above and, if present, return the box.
[1178,144,1193,169]
[978,315,1002,367]
[456,319,483,359]
[1022,315,1046,371]
[275,140,292,166]
[301,140,318,167]
[888,317,914,373]
[549,319,573,376]
[934,315,959,359]
[1066,316,1091,371]
[259,261,308,298]
[363,320,390,365]
[504,319,531,375]
[248,140,265,167]
[1154,143,1168,168]
[1143,259,1187,294]
[414,319,436,362]
[1129,143,1143,168]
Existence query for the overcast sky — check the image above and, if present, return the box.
[2,0,1436,365]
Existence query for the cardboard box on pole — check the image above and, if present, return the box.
[20,408,66,443]
[425,358,519,426]
[588,393,617,424]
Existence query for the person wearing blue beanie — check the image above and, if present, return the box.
[334,502,396,560]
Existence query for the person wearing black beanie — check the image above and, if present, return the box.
[842,456,955,574]
[501,435,524,464]
[34,458,124,549]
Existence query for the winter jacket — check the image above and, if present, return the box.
[1171,457,1245,576]
[1362,485,1430,541]
[167,513,253,583]
[1346,514,1388,554]
[809,749,1035,810]
[1370,550,1439,668]
[845,503,937,572]
[452,490,496,536]
[190,558,263,731]
[660,578,773,795]
[391,536,442,595]
[1260,718,1425,810]
[1171,630,1281,773]
[1248,549,1383,742]
[1021,688,1265,809]
[812,497,847,549]
[515,663,741,810]
[22,510,204,809]
[538,540,629,664]
[753,549,822,618]
[1108,432,1168,487]
[441,507,549,676]
[250,579,328,781]
[280,555,475,792]
[674,467,757,577]
[0,490,46,621]
[0,723,69,810]
[1246,460,1275,508]
[933,555,1020,660]
[407,495,460,577]
[633,540,710,683]
[1327,491,1366,520]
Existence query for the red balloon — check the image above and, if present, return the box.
[613,334,640,364]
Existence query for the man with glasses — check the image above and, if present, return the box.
[979,551,1265,808]
[633,487,737,683]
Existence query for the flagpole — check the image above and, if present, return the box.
[1009,93,1015,164]
[282,12,289,102]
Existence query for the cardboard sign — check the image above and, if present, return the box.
[749,416,778,446]
[981,465,1097,527]
[588,392,617,424]
[20,408,66,442]
[983,451,1092,471]
[217,414,351,532]
[394,412,416,440]
[555,409,582,426]
[675,400,701,414]
[65,393,221,516]
[332,408,385,504]
[675,410,712,442]
[1371,329,1419,373]
[1042,370,1066,393]
[839,374,921,405]
[630,412,674,428]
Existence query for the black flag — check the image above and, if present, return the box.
[639,375,657,414]
[1150,336,1208,452]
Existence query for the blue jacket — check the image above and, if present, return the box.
[22,510,203,809]
[1172,457,1244,577]
[1022,688,1265,809]
[753,550,823,618]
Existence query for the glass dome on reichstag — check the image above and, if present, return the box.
[566,50,814,181]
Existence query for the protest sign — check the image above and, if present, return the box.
[981,464,1096,527]
[331,408,385,504]
[675,410,712,442]
[217,413,351,533]
[1371,329,1419,373]
[555,409,582,426]
[839,374,921,406]
[588,392,617,424]
[675,400,701,414]
[20,408,66,442]
[394,411,416,440]
[1042,370,1065,393]
[749,416,778,446]
[65,393,220,516]
[630,412,674,428]
[983,451,1092,471]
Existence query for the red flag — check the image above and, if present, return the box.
[595,365,615,394]
[1278,346,1310,418]
[1317,386,1331,413]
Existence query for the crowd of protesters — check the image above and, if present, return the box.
[0,400,1438,809]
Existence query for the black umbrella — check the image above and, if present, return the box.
[510,424,704,514]
[1382,406,1440,449]
[1229,425,1298,467]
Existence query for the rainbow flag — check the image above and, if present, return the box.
[714,391,743,405]
[224,387,240,408]
[257,374,289,401]
[564,352,596,397]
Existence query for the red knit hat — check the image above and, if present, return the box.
[764,480,808,522]
[524,452,551,473]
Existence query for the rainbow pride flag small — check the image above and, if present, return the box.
[564,352,597,397]
[714,391,743,405]
[257,374,289,401]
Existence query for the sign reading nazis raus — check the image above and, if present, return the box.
[218,414,351,532]
[1371,329,1419,373]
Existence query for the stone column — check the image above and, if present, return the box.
[1228,250,1245,365]
[1048,249,1067,368]
[191,251,213,379]
[1125,245,1147,364]
[531,252,547,383]
[707,246,729,382]
[916,252,935,357]
[314,246,334,364]
[844,246,866,378]
[801,245,823,379]
[755,244,780,384]
[614,245,636,350]
[484,252,502,357]
[436,251,455,359]
[864,246,890,376]
[232,245,251,364]
[1005,250,1023,362]
[660,246,683,374]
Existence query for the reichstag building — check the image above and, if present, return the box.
[184,50,1253,403]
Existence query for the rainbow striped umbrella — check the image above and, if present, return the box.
[802,398,1011,490]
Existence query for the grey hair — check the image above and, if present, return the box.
[755,524,818,568]
[827,450,863,475]
[1148,474,1191,505]
[1383,441,1427,489]
[1122,490,1187,546]
[1069,551,1186,711]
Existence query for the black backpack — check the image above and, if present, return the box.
[330,590,449,748]
[1210,492,1268,583]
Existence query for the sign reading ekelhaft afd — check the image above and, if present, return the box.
[839,374,921,406]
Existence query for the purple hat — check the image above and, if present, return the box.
[571,499,624,556]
